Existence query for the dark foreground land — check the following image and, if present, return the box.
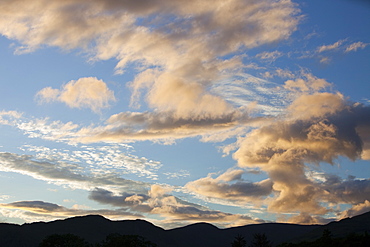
[0,211,369,246]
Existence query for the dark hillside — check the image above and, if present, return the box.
[0,211,369,247]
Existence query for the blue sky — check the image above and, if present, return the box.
[0,0,369,228]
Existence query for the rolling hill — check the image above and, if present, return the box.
[0,211,369,246]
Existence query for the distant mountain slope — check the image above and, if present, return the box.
[0,211,369,247]
[292,211,370,243]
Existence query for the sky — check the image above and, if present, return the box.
[0,0,369,229]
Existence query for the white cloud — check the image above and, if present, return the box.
[256,51,283,62]
[317,39,345,53]
[36,77,116,113]
[345,41,368,52]
[283,72,331,93]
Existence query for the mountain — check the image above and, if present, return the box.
[291,210,370,243]
[0,211,369,247]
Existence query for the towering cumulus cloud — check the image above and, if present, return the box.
[233,93,370,221]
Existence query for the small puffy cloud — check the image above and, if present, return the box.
[0,110,22,125]
[345,41,368,52]
[36,77,116,113]
[317,40,345,53]
[283,73,331,93]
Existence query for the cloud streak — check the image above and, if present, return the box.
[0,200,142,223]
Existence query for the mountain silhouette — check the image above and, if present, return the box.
[0,211,369,247]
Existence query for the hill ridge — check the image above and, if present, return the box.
[0,211,369,247]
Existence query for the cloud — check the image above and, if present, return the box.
[256,51,283,62]
[283,72,331,93]
[0,200,142,222]
[287,92,344,119]
[89,188,151,213]
[286,212,332,225]
[317,40,345,53]
[185,169,273,203]
[233,93,370,218]
[20,144,162,180]
[0,110,22,125]
[73,108,263,144]
[0,151,150,193]
[340,200,370,219]
[36,77,116,113]
[345,41,368,52]
[88,186,264,228]
[0,195,10,201]
[321,175,370,204]
[0,0,300,121]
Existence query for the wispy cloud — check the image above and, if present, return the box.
[345,41,368,52]
[317,40,345,53]
[256,51,283,63]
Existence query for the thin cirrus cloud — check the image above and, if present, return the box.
[36,77,116,113]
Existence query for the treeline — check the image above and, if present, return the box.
[39,233,157,247]
[230,230,370,247]
[277,229,370,247]
[38,229,370,247]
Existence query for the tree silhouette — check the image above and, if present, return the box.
[39,233,90,247]
[98,233,157,247]
[250,233,272,247]
[231,234,247,247]
[317,229,333,247]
